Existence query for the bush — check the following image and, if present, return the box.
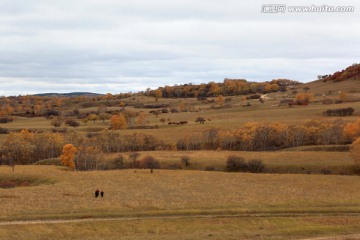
[321,168,332,175]
[0,116,13,124]
[181,155,190,166]
[0,127,9,134]
[0,180,17,189]
[226,155,247,172]
[44,109,61,118]
[248,94,261,100]
[65,119,81,127]
[205,166,215,171]
[113,155,125,169]
[139,155,160,173]
[247,159,265,173]
[322,98,333,105]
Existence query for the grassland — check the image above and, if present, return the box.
[105,150,355,174]
[1,166,360,239]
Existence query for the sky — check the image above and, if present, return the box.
[0,0,359,95]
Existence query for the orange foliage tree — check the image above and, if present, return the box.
[343,118,360,141]
[60,144,77,170]
[110,114,127,130]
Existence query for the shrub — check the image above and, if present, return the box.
[113,155,125,169]
[0,116,13,124]
[0,180,17,189]
[226,155,247,172]
[44,109,61,118]
[129,152,140,168]
[139,155,160,173]
[181,155,190,166]
[321,168,332,175]
[65,119,81,127]
[205,166,215,171]
[322,98,333,105]
[247,159,265,173]
[0,127,9,134]
[161,108,169,113]
[248,94,261,100]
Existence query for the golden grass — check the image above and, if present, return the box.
[1,216,360,240]
[113,150,354,174]
[1,165,360,222]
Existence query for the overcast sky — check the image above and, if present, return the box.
[0,0,359,95]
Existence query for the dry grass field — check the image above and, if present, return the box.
[108,150,355,174]
[1,165,360,239]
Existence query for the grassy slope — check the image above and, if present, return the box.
[107,150,355,174]
[1,216,360,240]
[1,166,360,221]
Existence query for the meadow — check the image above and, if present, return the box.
[1,165,360,239]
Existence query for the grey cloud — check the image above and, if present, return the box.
[0,0,359,95]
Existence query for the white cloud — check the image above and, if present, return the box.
[0,0,359,95]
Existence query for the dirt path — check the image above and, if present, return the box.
[300,234,360,240]
[1,214,360,239]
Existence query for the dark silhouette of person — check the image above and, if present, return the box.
[95,189,100,198]
[100,190,104,198]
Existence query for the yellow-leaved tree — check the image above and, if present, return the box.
[110,114,127,130]
[60,144,77,170]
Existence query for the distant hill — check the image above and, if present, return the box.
[319,63,360,82]
[302,63,360,95]
[33,92,103,97]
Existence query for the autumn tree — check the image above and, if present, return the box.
[50,117,63,127]
[99,113,111,123]
[154,90,162,102]
[76,146,101,171]
[136,112,148,127]
[215,95,224,107]
[88,114,99,123]
[140,155,160,173]
[295,93,314,104]
[81,118,89,126]
[181,155,190,166]
[129,152,141,168]
[119,101,126,110]
[195,117,205,124]
[3,129,35,165]
[110,114,127,130]
[339,92,348,102]
[60,144,77,170]
[344,119,360,141]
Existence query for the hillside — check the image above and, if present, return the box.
[302,64,360,95]
[33,92,103,97]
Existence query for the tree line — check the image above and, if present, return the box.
[177,119,359,151]
[2,118,360,169]
[146,79,300,98]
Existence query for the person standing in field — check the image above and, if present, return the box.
[95,189,100,198]
[100,190,104,198]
